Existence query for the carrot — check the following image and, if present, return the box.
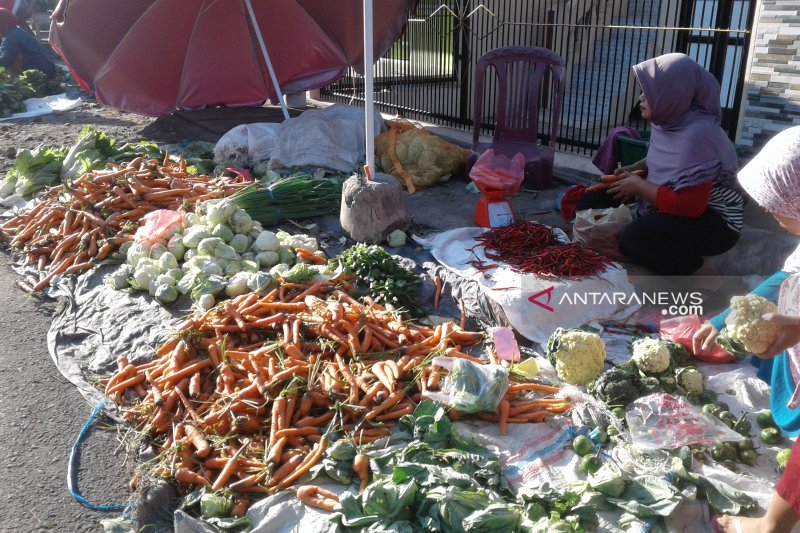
[433,275,443,310]
[268,453,304,487]
[265,436,287,466]
[371,362,393,392]
[231,497,250,518]
[174,466,210,488]
[374,403,414,422]
[296,485,339,512]
[106,373,146,396]
[274,437,328,490]
[506,382,561,395]
[353,453,369,494]
[443,347,483,364]
[156,358,213,388]
[211,440,250,491]
[175,387,202,423]
[365,390,406,421]
[268,396,287,448]
[296,248,327,266]
[275,427,323,439]
[189,372,202,398]
[498,400,510,435]
[294,411,335,428]
[184,424,211,458]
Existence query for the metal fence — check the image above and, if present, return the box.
[320,0,754,156]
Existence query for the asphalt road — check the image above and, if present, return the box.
[0,253,130,532]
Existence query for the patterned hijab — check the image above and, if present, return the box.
[632,53,738,192]
[739,126,800,409]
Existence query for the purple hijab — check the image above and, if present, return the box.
[632,53,738,194]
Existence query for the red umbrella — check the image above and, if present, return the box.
[49,0,415,116]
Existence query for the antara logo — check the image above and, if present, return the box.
[528,286,555,312]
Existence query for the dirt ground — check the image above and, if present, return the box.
[0,104,183,532]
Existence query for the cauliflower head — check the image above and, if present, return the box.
[725,294,781,355]
[631,338,671,374]
[547,328,605,385]
[676,367,704,395]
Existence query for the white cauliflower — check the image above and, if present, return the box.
[631,338,671,374]
[725,294,781,355]
[676,367,704,395]
[546,328,606,385]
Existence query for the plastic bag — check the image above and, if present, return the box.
[422,356,509,414]
[626,393,745,450]
[572,204,632,261]
[469,149,525,192]
[660,315,735,364]
[134,210,184,246]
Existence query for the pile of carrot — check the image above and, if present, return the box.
[102,279,568,515]
[0,156,248,292]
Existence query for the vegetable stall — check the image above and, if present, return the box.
[0,127,792,533]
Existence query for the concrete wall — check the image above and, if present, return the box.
[738,0,800,150]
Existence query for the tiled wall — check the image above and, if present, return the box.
[739,0,800,150]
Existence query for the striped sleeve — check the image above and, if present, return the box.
[707,184,745,232]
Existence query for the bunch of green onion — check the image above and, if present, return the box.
[230,175,343,226]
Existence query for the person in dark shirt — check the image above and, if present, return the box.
[0,7,54,77]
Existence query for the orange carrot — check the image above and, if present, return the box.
[296,485,339,512]
[231,497,250,518]
[353,453,369,494]
[184,424,210,458]
[211,441,250,491]
[506,382,561,395]
[498,400,510,435]
[174,466,210,488]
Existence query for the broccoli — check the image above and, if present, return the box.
[589,363,642,407]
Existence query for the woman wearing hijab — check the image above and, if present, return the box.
[577,53,744,275]
[698,125,800,533]
[0,7,54,77]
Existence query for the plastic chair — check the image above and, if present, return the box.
[469,46,565,189]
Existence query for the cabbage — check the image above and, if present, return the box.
[252,231,280,252]
[184,255,207,272]
[283,262,316,284]
[184,213,201,227]
[156,274,176,287]
[214,243,238,261]
[229,234,250,254]
[198,293,215,311]
[247,272,273,293]
[241,260,259,273]
[166,268,184,282]
[177,272,196,295]
[197,237,225,257]
[134,264,160,292]
[149,243,167,261]
[241,252,256,261]
[155,284,179,304]
[158,252,178,271]
[255,251,280,268]
[184,248,197,261]
[225,272,251,298]
[269,263,290,278]
[224,262,242,277]
[107,264,132,290]
[167,234,186,261]
[183,226,211,248]
[192,274,226,298]
[230,209,253,234]
[200,491,233,519]
[278,247,295,266]
[127,242,150,269]
[199,261,224,277]
[118,240,133,257]
[135,258,156,270]
[220,200,238,223]
[205,202,226,226]
[211,224,234,243]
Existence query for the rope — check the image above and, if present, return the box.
[67,399,130,512]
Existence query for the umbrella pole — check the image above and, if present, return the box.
[363,0,375,179]
[244,0,290,121]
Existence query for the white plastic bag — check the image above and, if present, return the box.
[572,204,632,261]
[422,356,509,414]
[626,393,745,450]
[214,123,281,167]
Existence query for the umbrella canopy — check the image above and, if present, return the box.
[49,0,415,116]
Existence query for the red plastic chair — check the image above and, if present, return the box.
[469,46,566,189]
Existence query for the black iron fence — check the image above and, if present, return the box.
[320,0,754,156]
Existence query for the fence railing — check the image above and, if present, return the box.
[320,0,753,156]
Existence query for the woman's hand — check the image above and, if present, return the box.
[692,321,719,355]
[607,173,646,202]
[759,313,800,359]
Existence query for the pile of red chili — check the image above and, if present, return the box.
[476,221,612,278]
